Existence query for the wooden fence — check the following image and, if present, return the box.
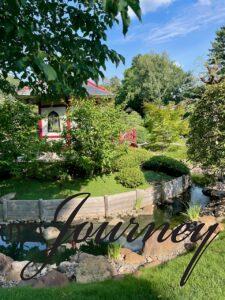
[0,175,191,223]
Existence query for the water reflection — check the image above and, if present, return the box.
[0,185,210,254]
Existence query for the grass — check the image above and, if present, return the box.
[151,140,188,161]
[0,228,224,299]
[0,171,171,200]
[191,173,213,187]
[182,204,202,222]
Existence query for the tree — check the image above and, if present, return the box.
[0,0,141,98]
[187,80,225,178]
[108,76,121,94]
[208,25,225,76]
[144,102,188,150]
[64,100,127,175]
[116,53,194,114]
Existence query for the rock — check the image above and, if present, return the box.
[0,253,13,274]
[0,193,16,203]
[19,270,69,288]
[120,248,133,258]
[6,261,29,282]
[202,183,225,200]
[42,227,60,241]
[199,216,224,234]
[75,253,113,283]
[57,261,77,279]
[58,243,73,253]
[142,230,191,262]
[123,252,145,265]
[108,218,124,226]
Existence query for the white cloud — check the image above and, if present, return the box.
[129,0,174,17]
[146,1,225,43]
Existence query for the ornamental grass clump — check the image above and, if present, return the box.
[183,204,202,222]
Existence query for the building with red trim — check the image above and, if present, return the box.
[17,80,113,140]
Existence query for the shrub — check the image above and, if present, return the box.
[25,161,65,181]
[114,147,151,171]
[64,100,127,176]
[142,155,189,177]
[80,240,109,256]
[191,173,214,187]
[115,167,146,188]
[144,102,189,150]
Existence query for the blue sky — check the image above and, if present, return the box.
[104,0,225,79]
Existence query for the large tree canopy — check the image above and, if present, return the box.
[0,0,141,97]
[116,53,194,114]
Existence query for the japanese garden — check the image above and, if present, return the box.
[0,1,225,299]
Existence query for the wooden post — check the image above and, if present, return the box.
[104,195,109,218]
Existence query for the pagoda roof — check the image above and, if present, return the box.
[17,80,113,98]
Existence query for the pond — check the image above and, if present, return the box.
[0,185,210,260]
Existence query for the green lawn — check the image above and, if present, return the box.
[0,171,172,200]
[0,229,224,300]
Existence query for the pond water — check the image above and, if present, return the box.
[0,185,210,258]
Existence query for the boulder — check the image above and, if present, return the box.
[19,270,69,288]
[6,261,29,282]
[123,252,145,265]
[75,253,113,283]
[0,253,13,274]
[57,261,77,279]
[199,216,224,234]
[142,230,191,262]
[42,227,60,241]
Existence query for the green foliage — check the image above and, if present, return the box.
[144,102,189,150]
[116,53,194,114]
[107,243,121,260]
[115,167,146,188]
[123,111,150,144]
[80,240,109,256]
[25,161,65,181]
[114,147,151,171]
[187,80,225,176]
[183,204,201,222]
[0,0,140,97]
[104,76,121,95]
[65,100,127,176]
[142,156,189,177]
[191,173,214,187]
[0,98,45,178]
[208,25,225,77]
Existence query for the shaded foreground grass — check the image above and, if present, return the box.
[1,230,225,300]
[0,171,171,200]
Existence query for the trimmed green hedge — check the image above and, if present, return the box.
[142,155,189,177]
[115,167,146,188]
[114,148,151,171]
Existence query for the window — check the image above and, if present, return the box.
[48,111,61,133]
